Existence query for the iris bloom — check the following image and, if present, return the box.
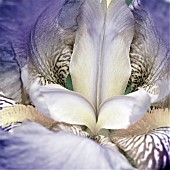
[0,0,169,169]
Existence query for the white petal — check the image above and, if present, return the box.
[0,122,135,169]
[70,0,105,109]
[29,77,50,117]
[96,89,151,131]
[40,84,96,132]
[70,0,134,110]
[147,80,170,103]
[99,0,134,105]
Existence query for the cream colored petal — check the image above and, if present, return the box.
[106,0,112,7]
[110,108,170,137]
[40,84,96,133]
[70,0,134,110]
[99,0,134,106]
[70,0,105,109]
[100,0,112,7]
[96,89,151,132]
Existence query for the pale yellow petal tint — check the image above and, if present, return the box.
[110,108,170,169]
[0,104,90,137]
[106,0,112,7]
[0,104,55,128]
[110,108,170,138]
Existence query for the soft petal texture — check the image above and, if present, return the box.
[0,104,54,128]
[111,127,170,170]
[0,122,135,169]
[99,0,134,106]
[70,0,134,109]
[111,108,170,170]
[40,84,96,132]
[29,77,50,116]
[0,0,83,103]
[147,80,170,103]
[28,0,85,107]
[106,0,112,7]
[0,41,21,102]
[0,0,57,66]
[0,0,57,102]
[141,0,170,47]
[110,108,170,137]
[28,0,83,87]
[70,0,105,108]
[129,0,170,108]
[96,89,151,131]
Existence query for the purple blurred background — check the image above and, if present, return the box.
[0,0,169,47]
[141,0,170,47]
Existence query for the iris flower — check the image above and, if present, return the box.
[0,0,169,169]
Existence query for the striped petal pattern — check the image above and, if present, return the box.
[0,92,20,132]
[128,0,170,108]
[111,108,170,169]
[112,127,170,169]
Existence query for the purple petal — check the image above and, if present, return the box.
[0,41,21,102]
[0,122,134,169]
[129,0,170,108]
[141,0,170,47]
[0,0,81,101]
[0,0,59,101]
[0,0,61,66]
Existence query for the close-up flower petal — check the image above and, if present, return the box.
[0,0,169,169]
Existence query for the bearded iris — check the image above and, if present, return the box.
[0,0,169,169]
[27,0,169,133]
